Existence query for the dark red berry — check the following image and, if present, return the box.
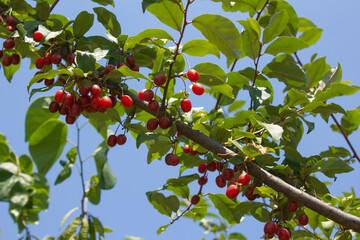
[138,89,146,100]
[116,134,127,145]
[107,135,116,147]
[277,228,290,240]
[3,38,15,49]
[35,58,44,69]
[90,85,101,96]
[147,118,159,131]
[79,85,90,96]
[287,200,299,213]
[183,144,190,154]
[130,64,139,72]
[43,53,53,65]
[148,100,159,113]
[169,154,180,166]
[189,147,197,156]
[55,90,66,103]
[49,101,59,113]
[187,69,199,82]
[44,78,54,86]
[298,213,309,226]
[11,54,20,65]
[78,95,90,107]
[90,96,100,107]
[198,176,208,186]
[181,99,192,112]
[109,95,117,107]
[67,53,76,64]
[121,95,133,107]
[117,62,126,68]
[264,221,277,236]
[207,161,217,172]
[226,185,239,199]
[51,53,62,64]
[192,83,204,95]
[6,26,15,32]
[198,163,207,173]
[59,105,69,115]
[33,31,43,42]
[65,114,76,125]
[215,175,226,188]
[2,56,12,66]
[6,16,16,26]
[222,168,235,181]
[105,64,115,74]
[69,103,81,116]
[158,116,170,129]
[191,195,200,205]
[143,89,154,102]
[154,73,166,86]
[126,55,136,66]
[62,93,75,107]
[0,50,3,58]
[99,96,112,109]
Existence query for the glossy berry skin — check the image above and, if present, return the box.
[67,53,76,64]
[142,89,154,102]
[245,184,260,201]
[287,200,299,213]
[116,134,127,145]
[154,74,166,86]
[147,118,159,131]
[130,64,139,72]
[49,101,59,113]
[2,56,12,66]
[90,85,101,96]
[43,53,53,65]
[55,90,66,103]
[79,85,90,96]
[6,26,15,32]
[277,228,290,240]
[226,185,240,199]
[121,95,133,108]
[180,99,192,112]
[105,64,115,74]
[158,116,170,129]
[169,154,180,166]
[191,195,200,205]
[107,135,117,147]
[3,38,15,49]
[69,103,81,116]
[99,96,112,109]
[6,16,16,26]
[187,69,199,82]
[58,105,69,115]
[0,50,3,59]
[138,89,146,100]
[298,213,309,226]
[215,175,226,188]
[35,58,44,69]
[126,55,136,66]
[183,144,190,153]
[11,54,20,65]
[207,162,217,172]
[51,53,62,64]
[189,147,197,156]
[117,62,126,68]
[192,83,204,95]
[198,176,208,186]
[110,95,117,107]
[44,78,54,86]
[90,96,100,107]
[62,93,75,107]
[148,100,159,113]
[238,172,251,186]
[222,168,235,181]
[264,221,277,236]
[198,163,207,173]
[33,31,43,42]
[65,114,76,125]
[78,95,90,107]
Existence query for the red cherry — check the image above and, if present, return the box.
[226,185,240,199]
[264,221,277,236]
[59,105,69,115]
[217,162,225,172]
[35,58,44,69]
[49,101,59,113]
[154,74,166,86]
[78,95,90,107]
[51,53,62,64]
[43,53,53,65]
[215,175,226,188]
[6,16,16,26]
[11,54,20,65]
[117,62,126,68]
[298,213,309,226]
[192,83,204,95]
[67,53,76,64]
[90,85,101,96]
[222,168,235,181]
[187,69,199,82]
[44,78,54,86]
[33,31,43,42]
[180,99,192,112]
[116,134,127,145]
[126,55,136,66]
[6,26,15,32]
[158,116,170,129]
[3,38,15,49]
[147,118,159,131]
[238,172,251,186]
[121,95,133,108]
[198,176,208,186]
[65,114,76,125]
[69,103,81,116]
[169,154,180,166]
[191,195,200,205]
[105,64,115,74]
[176,132,181,137]
[277,228,290,240]
[143,89,154,102]
[107,135,116,147]
[62,93,75,107]
[90,95,100,107]
[0,16,2,24]
[148,100,159,113]
[79,85,90,96]
[287,200,299,213]
[183,144,190,154]
[130,64,139,72]
[189,147,197,156]
[2,56,12,66]
[198,163,207,173]
[138,89,146,100]
[99,96,112,109]
[0,50,3,58]
[109,95,117,107]
[207,162,217,172]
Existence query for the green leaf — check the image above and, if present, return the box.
[262,10,289,44]
[61,217,80,240]
[228,233,246,240]
[243,85,271,110]
[299,27,322,45]
[332,106,360,136]
[93,142,116,189]
[253,186,278,199]
[227,72,248,88]
[104,66,149,80]
[147,1,183,31]
[60,207,80,228]
[193,62,226,86]
[254,117,284,142]
[182,39,220,58]
[92,217,105,237]
[157,224,169,235]
[302,102,345,122]
[29,119,67,175]
[76,51,96,73]
[306,176,329,197]
[124,28,173,50]
[208,194,243,224]
[210,126,231,144]
[166,174,199,187]
[265,36,308,55]
[146,192,179,216]
[79,217,89,240]
[36,1,50,21]
[54,163,72,185]
[313,157,354,178]
[184,197,209,220]
[267,0,299,36]
[192,14,242,59]
[91,0,114,7]
[87,175,101,205]
[73,11,94,37]
[93,7,121,37]
[3,60,21,82]
[321,63,342,90]
[27,69,73,90]
[285,89,310,107]
[147,140,172,164]
[18,154,33,174]
[306,56,330,89]
[315,82,360,102]
[136,132,160,149]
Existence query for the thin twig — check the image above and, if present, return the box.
[49,0,60,13]
[75,121,87,218]
[255,0,269,21]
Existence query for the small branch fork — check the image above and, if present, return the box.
[293,52,360,164]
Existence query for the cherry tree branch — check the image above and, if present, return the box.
[49,0,60,13]
[75,121,87,218]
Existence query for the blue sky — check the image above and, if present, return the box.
[0,0,359,239]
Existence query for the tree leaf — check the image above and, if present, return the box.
[124,28,173,50]
[315,82,360,102]
[147,1,183,31]
[146,192,179,216]
[61,217,80,240]
[192,14,242,59]
[262,10,289,44]
[91,0,114,7]
[243,85,271,110]
[147,140,172,164]
[306,56,330,89]
[60,207,80,228]
[182,39,220,58]
[253,117,284,142]
[73,11,94,37]
[299,27,322,45]
[76,50,96,73]
[93,142,116,189]
[36,1,50,21]
[265,36,308,55]
[285,88,310,107]
[157,224,169,235]
[208,194,243,224]
[166,174,199,187]
[193,62,226,86]
[29,119,67,175]
[104,66,149,80]
[93,7,121,37]
[3,60,21,82]
[313,157,354,178]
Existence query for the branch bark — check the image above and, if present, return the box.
[104,83,360,233]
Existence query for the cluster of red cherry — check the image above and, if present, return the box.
[0,16,21,67]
